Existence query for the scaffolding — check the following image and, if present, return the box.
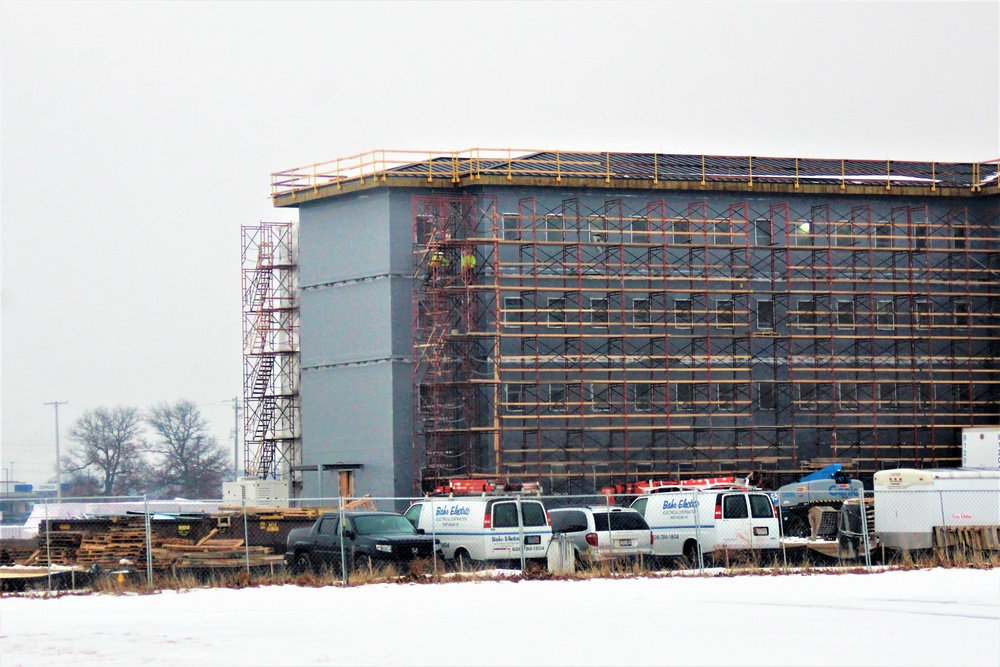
[411,196,500,491]
[413,195,999,492]
[242,222,300,480]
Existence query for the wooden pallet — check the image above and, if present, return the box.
[33,531,85,565]
[218,494,375,517]
[933,525,1000,558]
[75,528,148,567]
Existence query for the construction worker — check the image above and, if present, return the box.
[460,250,476,281]
[429,249,450,271]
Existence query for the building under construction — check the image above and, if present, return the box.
[245,149,999,499]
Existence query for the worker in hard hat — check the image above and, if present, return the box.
[460,250,476,281]
[429,250,450,271]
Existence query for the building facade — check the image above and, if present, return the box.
[256,150,999,498]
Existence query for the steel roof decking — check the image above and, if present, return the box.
[271,149,998,202]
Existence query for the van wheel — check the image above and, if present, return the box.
[454,548,476,572]
[294,552,313,574]
[682,540,700,568]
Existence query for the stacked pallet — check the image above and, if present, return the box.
[218,506,326,518]
[37,531,85,565]
[152,534,279,568]
[75,528,147,567]
[218,494,375,517]
[1,541,38,565]
[933,525,1000,556]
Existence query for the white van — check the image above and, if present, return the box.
[630,489,780,560]
[403,496,552,563]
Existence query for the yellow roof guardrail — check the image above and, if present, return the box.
[271,149,999,201]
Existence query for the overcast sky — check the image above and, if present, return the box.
[2,1,997,486]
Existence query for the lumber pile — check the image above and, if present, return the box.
[218,494,376,517]
[75,528,147,567]
[151,535,279,568]
[1,542,38,565]
[23,531,84,566]
[933,525,1000,558]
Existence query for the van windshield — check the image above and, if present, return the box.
[353,515,418,535]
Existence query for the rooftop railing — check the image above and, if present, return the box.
[271,149,999,200]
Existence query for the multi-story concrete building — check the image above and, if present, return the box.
[244,150,999,499]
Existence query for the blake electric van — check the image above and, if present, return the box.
[631,489,780,560]
[403,496,552,563]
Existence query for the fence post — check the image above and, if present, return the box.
[338,498,347,585]
[777,495,787,570]
[144,494,153,588]
[860,489,872,571]
[605,491,613,564]
[938,490,949,564]
[44,498,52,592]
[517,495,526,572]
[242,495,251,575]
[693,488,704,572]
[430,496,438,576]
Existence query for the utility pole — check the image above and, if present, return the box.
[44,401,68,502]
[232,397,242,480]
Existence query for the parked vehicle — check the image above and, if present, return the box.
[631,488,780,561]
[962,427,1000,469]
[404,495,551,564]
[774,464,864,537]
[284,510,439,572]
[549,506,653,563]
[870,468,1000,551]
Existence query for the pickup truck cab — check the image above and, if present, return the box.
[284,510,440,572]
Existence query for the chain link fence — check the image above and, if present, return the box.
[2,487,997,591]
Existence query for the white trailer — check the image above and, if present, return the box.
[873,468,1000,551]
[962,427,1000,470]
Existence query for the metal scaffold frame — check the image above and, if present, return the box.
[411,195,500,493]
[242,222,300,480]
[412,194,998,492]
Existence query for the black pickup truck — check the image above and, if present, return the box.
[285,510,440,572]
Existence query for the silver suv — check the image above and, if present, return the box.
[549,506,653,563]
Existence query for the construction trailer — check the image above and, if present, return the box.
[246,149,999,499]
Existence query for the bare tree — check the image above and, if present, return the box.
[65,406,148,496]
[145,400,229,498]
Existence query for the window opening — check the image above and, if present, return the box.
[633,298,651,327]
[716,299,734,326]
[505,385,525,413]
[757,382,775,411]
[548,297,566,327]
[591,297,609,326]
[756,300,774,330]
[675,299,693,327]
[797,299,816,327]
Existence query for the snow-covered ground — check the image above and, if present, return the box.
[1,568,997,666]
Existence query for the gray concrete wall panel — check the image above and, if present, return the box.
[300,280,393,367]
[299,192,391,288]
[299,363,396,500]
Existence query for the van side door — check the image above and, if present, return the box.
[489,501,519,559]
[718,493,752,550]
[519,500,550,557]
[747,493,779,549]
